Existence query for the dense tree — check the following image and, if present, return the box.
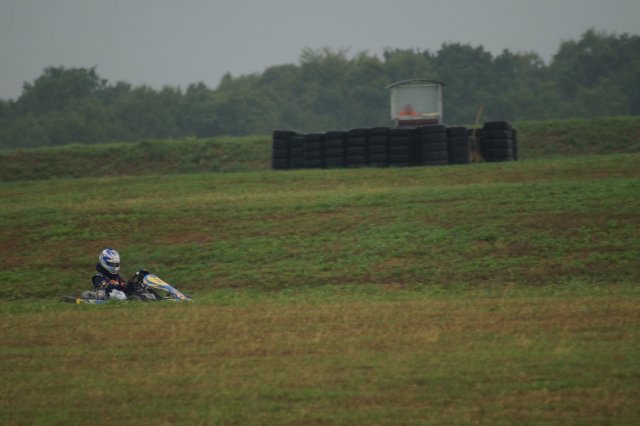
[1,29,638,149]
[16,66,107,115]
[551,29,640,115]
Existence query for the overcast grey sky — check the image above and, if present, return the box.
[1,0,639,100]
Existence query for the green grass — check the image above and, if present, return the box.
[0,135,271,181]
[1,116,639,181]
[516,116,640,158]
[1,286,639,424]
[1,152,640,424]
[2,153,639,299]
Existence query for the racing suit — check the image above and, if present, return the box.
[89,263,132,299]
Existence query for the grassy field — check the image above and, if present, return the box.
[1,116,639,181]
[1,151,640,424]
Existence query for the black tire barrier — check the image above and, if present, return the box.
[389,128,417,167]
[347,146,366,156]
[423,150,449,161]
[422,141,448,153]
[369,126,391,135]
[303,133,325,168]
[271,122,517,169]
[481,139,514,162]
[367,127,390,167]
[420,133,447,143]
[348,128,369,137]
[346,128,368,168]
[347,157,367,168]
[368,144,388,154]
[417,125,448,166]
[419,124,446,135]
[482,139,512,149]
[368,153,389,167]
[480,121,517,162]
[447,127,471,165]
[483,121,513,131]
[271,130,294,170]
[483,130,513,139]
[272,158,289,169]
[272,130,296,139]
[324,130,347,168]
[446,126,468,138]
[272,148,289,159]
[290,134,305,169]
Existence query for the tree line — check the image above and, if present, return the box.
[0,29,638,149]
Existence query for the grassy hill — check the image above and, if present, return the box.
[1,138,639,423]
[1,116,639,182]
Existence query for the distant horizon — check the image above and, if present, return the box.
[2,0,639,101]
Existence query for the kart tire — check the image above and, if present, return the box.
[421,141,448,152]
[348,128,369,137]
[420,134,447,143]
[324,139,345,149]
[272,159,289,169]
[347,146,366,156]
[272,130,296,139]
[481,138,513,150]
[304,159,324,168]
[483,121,513,131]
[449,156,471,164]
[423,159,449,166]
[482,130,513,139]
[419,124,446,135]
[422,150,448,161]
[325,130,347,139]
[290,159,305,169]
[448,147,470,158]
[369,127,390,135]
[272,148,289,159]
[347,138,367,147]
[368,144,388,154]
[272,139,291,150]
[347,157,366,167]
[368,135,388,144]
[446,126,467,137]
[303,141,323,152]
[325,148,345,158]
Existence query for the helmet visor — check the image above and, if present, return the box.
[105,260,120,269]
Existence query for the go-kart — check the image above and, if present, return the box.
[61,271,192,304]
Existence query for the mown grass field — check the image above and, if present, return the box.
[1,147,640,423]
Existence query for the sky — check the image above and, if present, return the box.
[1,0,639,100]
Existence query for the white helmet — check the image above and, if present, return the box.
[99,248,120,274]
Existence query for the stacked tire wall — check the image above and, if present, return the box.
[272,123,517,170]
[389,128,416,167]
[272,130,294,170]
[346,128,368,168]
[324,131,347,168]
[447,126,471,164]
[418,125,448,166]
[367,127,390,167]
[480,121,518,162]
[290,133,305,169]
[303,133,324,169]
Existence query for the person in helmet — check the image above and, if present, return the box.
[83,248,132,300]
